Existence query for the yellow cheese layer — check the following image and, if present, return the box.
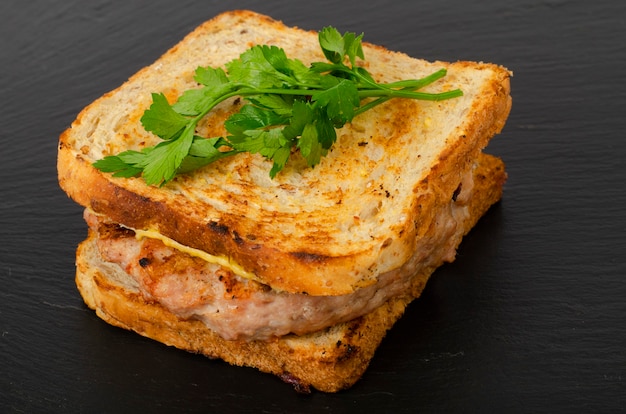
[134,229,259,281]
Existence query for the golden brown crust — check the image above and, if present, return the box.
[74,153,506,392]
[58,10,512,295]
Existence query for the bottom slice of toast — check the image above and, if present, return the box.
[74,153,506,393]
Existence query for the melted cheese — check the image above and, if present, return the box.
[133,229,259,281]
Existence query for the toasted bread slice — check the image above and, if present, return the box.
[75,152,506,393]
[59,9,511,296]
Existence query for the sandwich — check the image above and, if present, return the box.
[57,10,512,392]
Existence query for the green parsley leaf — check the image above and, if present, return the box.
[318,26,346,64]
[177,137,237,174]
[246,94,295,116]
[140,124,195,186]
[318,27,364,68]
[173,68,232,116]
[140,93,189,140]
[269,146,291,179]
[344,32,365,67]
[92,152,144,178]
[298,122,324,167]
[312,76,360,124]
[313,111,338,150]
[228,127,281,155]
[227,45,294,89]
[170,89,208,116]
[194,66,229,86]
[282,100,315,141]
[225,104,289,135]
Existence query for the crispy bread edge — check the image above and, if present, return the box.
[73,153,506,393]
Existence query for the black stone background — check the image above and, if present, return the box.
[1,1,625,412]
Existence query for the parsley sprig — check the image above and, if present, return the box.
[93,27,462,186]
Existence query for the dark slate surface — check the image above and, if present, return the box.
[1,0,625,412]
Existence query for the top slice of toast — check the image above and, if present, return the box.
[58,10,511,296]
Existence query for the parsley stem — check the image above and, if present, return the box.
[208,84,461,108]
[354,84,462,118]
[358,89,463,101]
[382,68,449,90]
[354,97,392,117]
